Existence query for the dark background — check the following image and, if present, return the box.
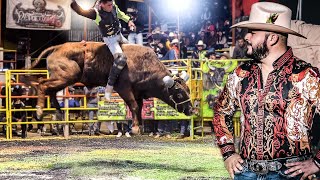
[1,0,319,58]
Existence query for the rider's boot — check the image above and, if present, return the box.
[105,53,127,101]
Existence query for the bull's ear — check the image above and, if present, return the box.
[180,71,189,82]
[163,76,174,88]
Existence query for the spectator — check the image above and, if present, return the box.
[165,32,176,51]
[192,40,207,68]
[219,52,230,60]
[11,77,27,138]
[189,32,197,48]
[155,121,172,139]
[127,7,144,45]
[12,98,27,138]
[207,30,217,50]
[197,30,208,45]
[161,38,179,62]
[176,120,190,139]
[150,32,167,59]
[222,19,231,38]
[116,122,131,138]
[84,87,99,136]
[232,36,247,59]
[215,29,228,49]
[205,51,217,60]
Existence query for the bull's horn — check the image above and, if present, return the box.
[163,76,174,88]
[180,71,189,82]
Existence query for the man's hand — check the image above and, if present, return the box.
[158,43,164,49]
[224,153,244,179]
[285,159,319,180]
[128,20,135,29]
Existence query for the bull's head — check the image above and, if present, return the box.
[162,73,193,116]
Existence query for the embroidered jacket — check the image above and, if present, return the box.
[213,48,320,163]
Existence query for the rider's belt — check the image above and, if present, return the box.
[243,155,312,175]
[105,30,120,38]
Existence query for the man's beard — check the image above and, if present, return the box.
[246,34,270,62]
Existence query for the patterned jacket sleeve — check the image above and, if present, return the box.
[306,68,320,164]
[213,70,240,160]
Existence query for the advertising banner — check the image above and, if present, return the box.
[98,98,190,120]
[6,0,71,30]
[97,99,127,121]
[202,60,238,117]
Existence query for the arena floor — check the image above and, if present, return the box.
[0,135,231,180]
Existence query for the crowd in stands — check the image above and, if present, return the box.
[143,15,248,63]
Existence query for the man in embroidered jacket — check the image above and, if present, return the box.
[213,2,320,179]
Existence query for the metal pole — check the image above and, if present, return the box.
[297,0,302,20]
[0,0,3,47]
[177,8,180,59]
[148,6,152,33]
[83,19,87,40]
[232,0,236,46]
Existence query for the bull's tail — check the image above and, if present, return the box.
[28,44,62,69]
[20,44,61,88]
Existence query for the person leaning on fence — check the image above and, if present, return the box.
[212,2,320,180]
[160,38,180,64]
[84,87,100,136]
[71,0,135,101]
[192,40,207,68]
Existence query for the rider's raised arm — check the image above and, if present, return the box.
[71,0,96,20]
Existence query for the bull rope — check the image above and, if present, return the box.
[169,95,191,112]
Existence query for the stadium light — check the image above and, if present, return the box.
[78,1,92,10]
[165,0,192,58]
[168,0,192,12]
[76,1,93,40]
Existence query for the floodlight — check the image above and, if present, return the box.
[78,2,92,10]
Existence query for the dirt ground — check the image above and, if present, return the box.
[0,135,225,180]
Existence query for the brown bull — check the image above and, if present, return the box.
[24,42,193,134]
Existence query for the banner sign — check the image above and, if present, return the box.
[6,0,71,30]
[97,100,127,121]
[98,98,190,120]
[202,60,238,117]
[152,99,189,120]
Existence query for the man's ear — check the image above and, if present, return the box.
[269,33,279,46]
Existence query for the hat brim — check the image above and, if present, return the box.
[196,44,207,49]
[231,21,306,39]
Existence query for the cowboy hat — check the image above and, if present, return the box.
[168,32,175,37]
[196,40,207,49]
[170,38,179,44]
[231,2,306,38]
[217,52,230,59]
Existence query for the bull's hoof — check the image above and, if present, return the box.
[131,126,140,135]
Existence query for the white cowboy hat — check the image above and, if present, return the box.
[152,30,161,34]
[170,38,179,44]
[231,2,306,38]
[169,32,175,37]
[196,40,207,49]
